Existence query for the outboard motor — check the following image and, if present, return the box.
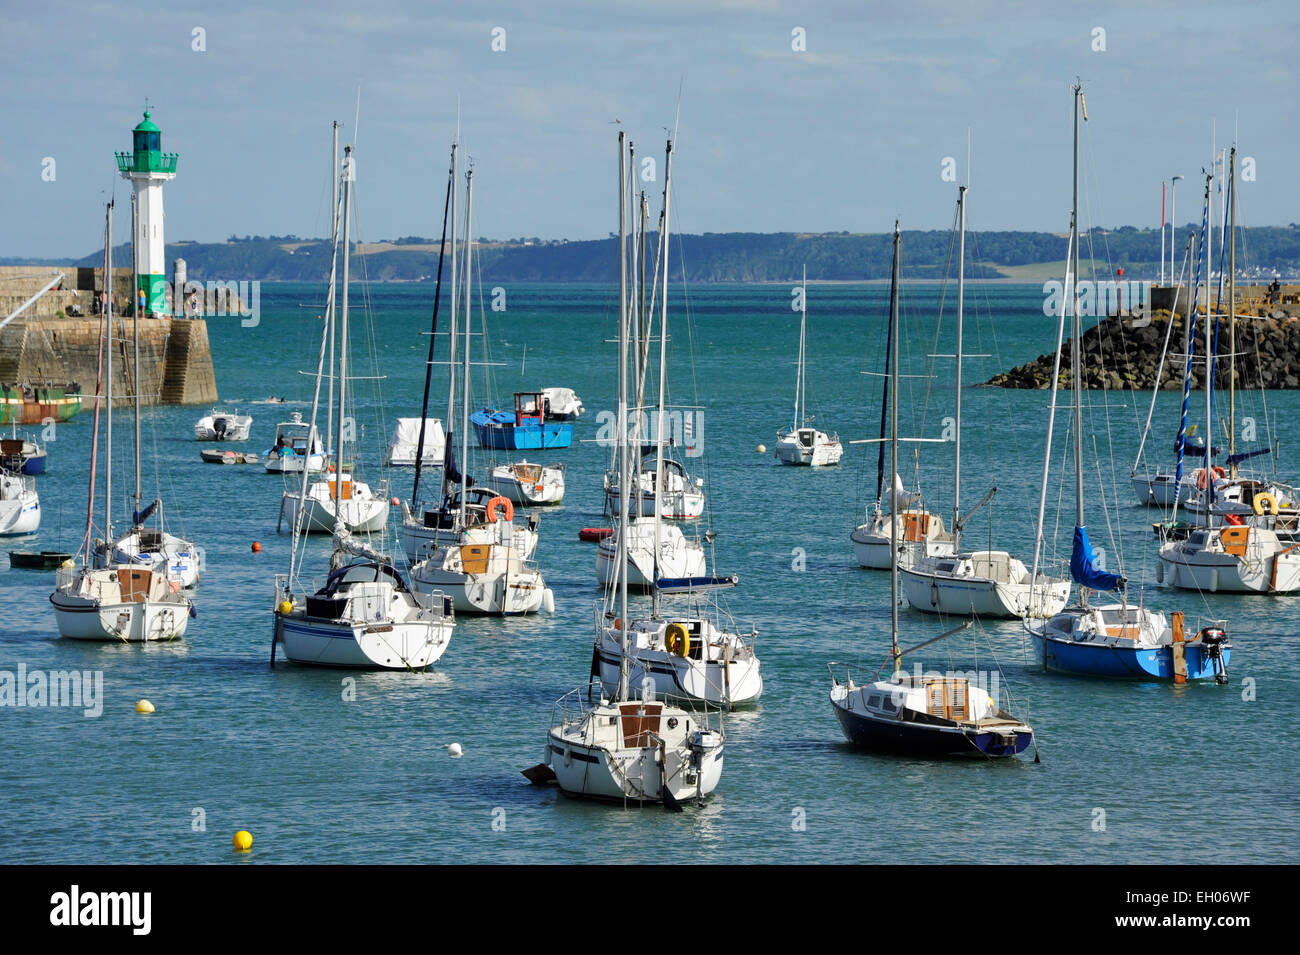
[1198,626,1229,684]
[213,417,228,440]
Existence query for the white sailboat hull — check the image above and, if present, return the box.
[900,562,1070,619]
[0,487,40,535]
[276,613,451,668]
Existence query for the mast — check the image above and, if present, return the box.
[651,139,674,614]
[796,265,806,428]
[334,145,352,519]
[413,143,455,505]
[458,167,473,530]
[888,221,901,675]
[1228,145,1238,478]
[875,262,893,508]
[1203,167,1214,521]
[326,122,340,459]
[83,203,111,562]
[953,184,966,550]
[1071,82,1085,533]
[443,144,460,501]
[132,191,142,521]
[616,130,630,703]
[105,202,114,541]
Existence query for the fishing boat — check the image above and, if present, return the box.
[1157,149,1300,594]
[52,201,191,641]
[774,267,842,467]
[0,383,81,427]
[386,417,445,467]
[540,386,584,420]
[1026,83,1232,682]
[194,408,252,441]
[271,139,453,670]
[471,391,574,450]
[527,133,725,804]
[830,222,1035,759]
[899,185,1070,618]
[263,412,327,474]
[483,460,565,505]
[408,164,552,617]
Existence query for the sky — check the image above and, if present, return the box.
[2,0,1297,258]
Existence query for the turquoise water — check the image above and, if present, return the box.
[2,281,1296,864]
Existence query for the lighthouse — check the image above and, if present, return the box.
[116,107,178,316]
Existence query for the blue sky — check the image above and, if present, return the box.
[2,0,1297,257]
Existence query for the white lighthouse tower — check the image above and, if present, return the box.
[116,107,178,316]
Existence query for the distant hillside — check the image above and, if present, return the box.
[6,226,1300,283]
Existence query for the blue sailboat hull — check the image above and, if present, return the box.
[470,410,573,450]
[1033,633,1230,681]
[832,704,1032,758]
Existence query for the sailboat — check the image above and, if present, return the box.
[830,222,1035,758]
[271,141,454,669]
[595,137,706,588]
[1157,147,1300,594]
[279,126,389,537]
[398,143,541,567]
[1131,232,1198,508]
[408,163,552,616]
[591,135,761,708]
[527,132,725,803]
[899,185,1070,619]
[52,201,192,641]
[774,267,842,466]
[1026,84,1232,682]
[93,221,199,589]
[849,244,950,569]
[482,460,565,505]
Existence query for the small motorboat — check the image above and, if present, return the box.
[10,550,72,569]
[200,449,260,464]
[194,408,252,441]
[1,436,46,475]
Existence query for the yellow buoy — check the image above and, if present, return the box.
[232,830,253,851]
[278,600,294,615]
[756,444,766,454]
[136,699,155,714]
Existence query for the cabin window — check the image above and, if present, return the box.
[867,695,882,709]
[881,696,898,712]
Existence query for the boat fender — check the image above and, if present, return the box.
[542,588,555,615]
[1156,561,1164,584]
[485,495,514,523]
[1253,492,1280,516]
[665,622,691,657]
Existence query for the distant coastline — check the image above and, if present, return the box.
[4,226,1298,283]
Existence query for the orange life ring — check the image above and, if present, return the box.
[1195,466,1226,490]
[485,495,514,523]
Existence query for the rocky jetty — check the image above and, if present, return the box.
[986,312,1300,390]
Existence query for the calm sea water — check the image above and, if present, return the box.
[2,280,1296,864]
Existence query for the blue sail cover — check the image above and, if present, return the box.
[1070,526,1123,591]
[1227,447,1271,467]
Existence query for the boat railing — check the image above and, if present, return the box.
[54,564,78,592]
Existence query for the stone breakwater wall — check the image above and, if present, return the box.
[0,315,218,407]
[985,311,1300,390]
